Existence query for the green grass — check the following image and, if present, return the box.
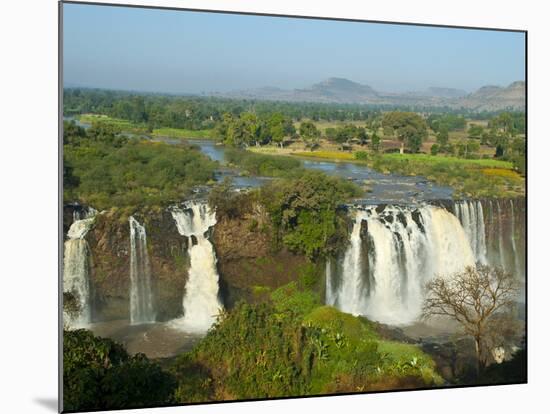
[247,146,523,198]
[78,114,147,133]
[151,127,215,139]
[77,114,216,139]
[367,153,524,198]
[380,153,514,169]
[292,150,358,161]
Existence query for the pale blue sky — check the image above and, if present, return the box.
[63,3,525,94]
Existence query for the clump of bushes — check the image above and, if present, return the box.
[355,151,369,161]
[170,284,442,403]
[63,329,176,411]
[365,153,524,198]
[63,121,217,209]
[259,171,360,259]
[225,148,302,177]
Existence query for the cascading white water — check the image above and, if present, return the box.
[170,201,223,332]
[509,200,521,279]
[325,259,335,307]
[458,198,525,280]
[327,205,475,325]
[336,210,369,315]
[129,216,156,325]
[496,200,507,270]
[63,215,95,328]
[454,200,487,265]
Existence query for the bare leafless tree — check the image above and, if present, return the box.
[422,265,520,374]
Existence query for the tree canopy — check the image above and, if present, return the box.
[382,111,428,153]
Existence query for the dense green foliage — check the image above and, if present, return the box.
[63,329,176,411]
[381,111,428,153]
[63,121,217,209]
[65,88,518,128]
[427,113,467,132]
[216,112,296,147]
[225,148,303,177]
[367,153,524,198]
[170,286,441,403]
[260,171,360,259]
[325,123,368,145]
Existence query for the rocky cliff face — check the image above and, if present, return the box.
[213,208,312,307]
[85,208,190,322]
[63,203,313,323]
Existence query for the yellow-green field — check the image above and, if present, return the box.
[247,145,524,198]
[76,114,215,139]
[151,127,214,139]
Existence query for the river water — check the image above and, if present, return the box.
[64,116,452,203]
[188,139,453,204]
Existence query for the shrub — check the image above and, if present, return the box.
[63,329,176,411]
[355,151,369,161]
[63,123,217,209]
[260,171,359,259]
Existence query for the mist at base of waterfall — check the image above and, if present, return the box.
[88,320,204,359]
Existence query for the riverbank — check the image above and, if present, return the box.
[249,146,524,199]
[76,114,216,139]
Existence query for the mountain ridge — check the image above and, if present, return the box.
[216,78,525,111]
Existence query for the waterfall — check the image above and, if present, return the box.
[170,201,223,332]
[63,215,95,328]
[129,216,156,325]
[327,205,475,325]
[495,200,507,270]
[453,200,487,265]
[456,198,525,280]
[509,200,521,280]
[73,206,97,222]
[325,259,336,306]
[335,210,369,315]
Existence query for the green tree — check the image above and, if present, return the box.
[436,124,449,146]
[382,111,428,153]
[370,131,381,153]
[299,120,321,150]
[324,127,337,141]
[260,171,359,259]
[63,329,176,411]
[468,124,484,139]
[268,113,295,148]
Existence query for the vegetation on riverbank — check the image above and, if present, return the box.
[255,148,523,198]
[208,158,360,259]
[224,148,303,177]
[151,127,214,139]
[63,121,217,209]
[259,171,360,259]
[366,153,523,198]
[63,329,176,411]
[168,276,442,403]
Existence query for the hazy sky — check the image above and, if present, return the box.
[63,3,525,94]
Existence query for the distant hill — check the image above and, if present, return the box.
[295,77,379,103]
[216,78,525,111]
[458,81,525,111]
[424,87,468,99]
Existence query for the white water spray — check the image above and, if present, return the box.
[327,205,475,325]
[63,215,95,328]
[129,216,156,324]
[170,201,223,332]
[454,200,487,265]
